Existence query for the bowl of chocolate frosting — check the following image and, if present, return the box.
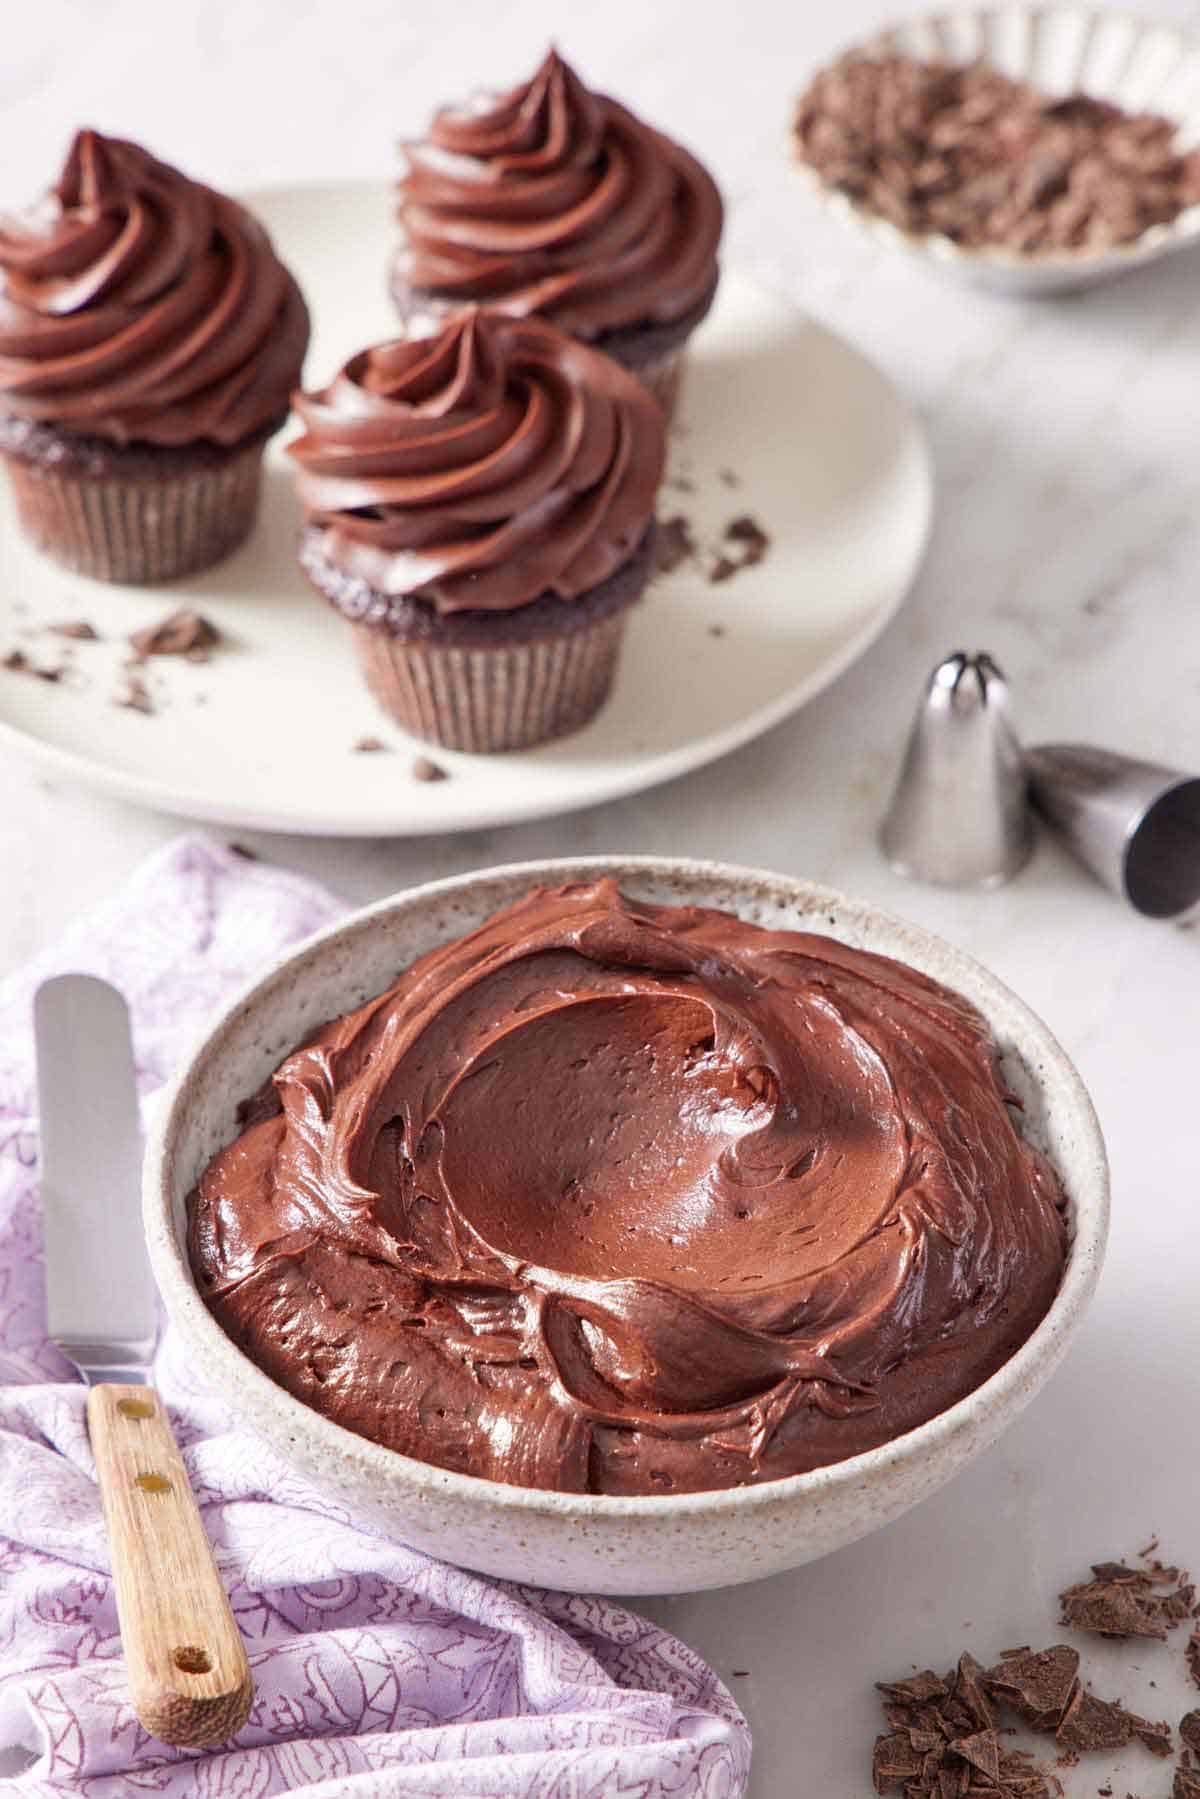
[145,857,1108,1594]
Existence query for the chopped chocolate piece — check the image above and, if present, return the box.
[353,736,389,754]
[872,1730,925,1792]
[2,649,27,671]
[130,608,220,659]
[1055,1687,1170,1757]
[985,1646,1080,1728]
[1176,1770,1200,1799]
[1181,1711,1200,1754]
[952,1728,1001,1783]
[116,672,154,715]
[654,514,696,575]
[877,1671,951,1705]
[954,1652,997,1733]
[724,514,770,564]
[1059,1559,1194,1639]
[794,53,1200,253]
[49,619,98,640]
[411,755,448,783]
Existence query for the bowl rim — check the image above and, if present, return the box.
[145,852,1109,1522]
[793,2,1200,273]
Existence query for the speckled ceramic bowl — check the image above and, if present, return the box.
[796,6,1200,296]
[145,856,1108,1595]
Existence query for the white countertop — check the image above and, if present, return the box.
[3,4,1199,1793]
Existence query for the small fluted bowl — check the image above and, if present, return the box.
[144,856,1108,1595]
[796,5,1200,295]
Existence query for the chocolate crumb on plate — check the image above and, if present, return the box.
[412,754,448,783]
[48,619,98,640]
[353,736,389,754]
[725,514,770,563]
[130,608,220,660]
[116,670,154,715]
[654,514,696,575]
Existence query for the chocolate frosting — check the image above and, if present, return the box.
[189,881,1068,1496]
[288,308,665,613]
[0,130,310,447]
[396,50,723,340]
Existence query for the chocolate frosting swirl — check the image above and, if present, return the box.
[189,881,1068,1497]
[0,130,310,447]
[289,308,665,613]
[396,50,723,340]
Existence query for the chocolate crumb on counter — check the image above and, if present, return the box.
[654,514,696,575]
[412,755,448,783]
[353,736,389,754]
[130,608,221,660]
[793,54,1200,253]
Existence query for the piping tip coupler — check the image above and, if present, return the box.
[880,651,1033,888]
[1026,744,1200,919]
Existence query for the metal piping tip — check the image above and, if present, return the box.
[880,651,1034,888]
[1026,744,1200,920]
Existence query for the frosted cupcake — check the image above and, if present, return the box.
[392,50,723,419]
[0,130,309,583]
[288,306,665,752]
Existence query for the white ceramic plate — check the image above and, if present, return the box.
[0,182,931,838]
[799,6,1200,296]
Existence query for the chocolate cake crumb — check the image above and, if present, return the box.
[1060,1559,1195,1640]
[130,608,220,659]
[412,755,448,783]
[708,514,771,584]
[654,514,696,575]
[353,736,389,754]
[49,619,98,640]
[794,54,1200,253]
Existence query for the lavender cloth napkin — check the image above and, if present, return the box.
[0,836,751,1799]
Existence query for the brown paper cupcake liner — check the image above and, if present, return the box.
[354,608,630,753]
[1,438,265,584]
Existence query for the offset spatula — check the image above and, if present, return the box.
[35,974,253,1748]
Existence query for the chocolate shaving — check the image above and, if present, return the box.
[654,514,696,575]
[793,54,1200,253]
[411,755,448,783]
[130,608,220,659]
[877,1671,950,1704]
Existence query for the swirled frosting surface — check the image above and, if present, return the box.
[396,50,723,340]
[0,129,309,447]
[288,308,665,611]
[189,881,1068,1496]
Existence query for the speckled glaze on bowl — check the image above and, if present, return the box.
[797,6,1200,296]
[145,857,1108,1595]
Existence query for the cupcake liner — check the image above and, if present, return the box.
[354,608,631,753]
[1,437,265,584]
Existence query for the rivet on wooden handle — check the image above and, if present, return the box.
[87,1384,254,1747]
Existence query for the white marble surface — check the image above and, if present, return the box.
[2,4,1200,1794]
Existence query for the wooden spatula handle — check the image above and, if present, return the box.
[87,1383,254,1747]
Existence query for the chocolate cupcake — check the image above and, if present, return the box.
[0,130,310,583]
[392,49,723,419]
[288,307,665,753]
